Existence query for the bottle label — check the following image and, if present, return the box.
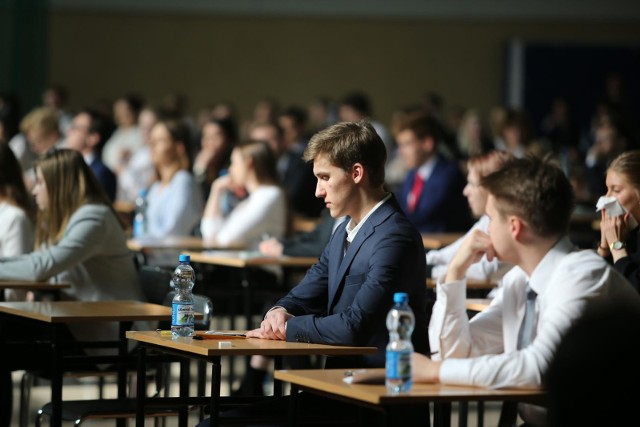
[172,302,194,326]
[386,349,412,380]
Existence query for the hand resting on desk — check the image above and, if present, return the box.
[246,307,293,340]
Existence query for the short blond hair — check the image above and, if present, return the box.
[20,107,60,138]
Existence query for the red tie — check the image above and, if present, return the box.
[408,173,424,213]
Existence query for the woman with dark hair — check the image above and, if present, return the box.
[193,117,238,200]
[200,140,287,248]
[146,119,203,238]
[0,149,147,427]
[0,142,35,299]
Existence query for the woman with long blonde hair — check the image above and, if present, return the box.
[0,149,146,427]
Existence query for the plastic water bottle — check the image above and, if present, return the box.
[132,188,148,238]
[171,254,195,337]
[385,292,415,394]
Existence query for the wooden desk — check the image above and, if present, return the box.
[0,300,172,427]
[127,330,377,427]
[274,369,546,427]
[427,278,497,290]
[0,280,71,302]
[185,250,317,328]
[466,298,492,313]
[422,233,464,250]
[127,236,226,252]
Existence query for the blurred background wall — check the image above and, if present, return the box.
[1,0,639,129]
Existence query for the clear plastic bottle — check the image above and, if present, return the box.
[385,292,415,394]
[132,188,148,238]
[171,254,195,337]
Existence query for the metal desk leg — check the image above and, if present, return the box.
[273,356,283,396]
[289,384,298,427]
[209,356,222,427]
[50,324,62,427]
[179,357,191,427]
[136,346,147,427]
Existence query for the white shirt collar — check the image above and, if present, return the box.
[345,193,392,243]
[417,155,438,181]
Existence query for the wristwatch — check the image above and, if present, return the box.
[610,241,626,251]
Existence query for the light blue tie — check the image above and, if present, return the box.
[517,284,538,350]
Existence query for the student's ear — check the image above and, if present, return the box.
[509,215,525,240]
[352,162,364,184]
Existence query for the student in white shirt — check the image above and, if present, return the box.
[0,143,35,300]
[200,140,287,248]
[426,150,514,282]
[413,156,640,426]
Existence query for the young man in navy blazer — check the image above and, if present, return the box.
[248,120,430,368]
[395,112,472,233]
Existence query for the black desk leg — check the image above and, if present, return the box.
[136,346,147,427]
[179,357,191,427]
[50,324,62,427]
[458,401,468,427]
[433,402,452,427]
[289,384,299,427]
[209,356,221,427]
[273,356,283,396]
[116,323,129,427]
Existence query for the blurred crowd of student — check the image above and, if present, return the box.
[0,79,638,265]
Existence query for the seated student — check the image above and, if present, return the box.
[426,150,515,282]
[0,149,148,427]
[9,107,64,188]
[64,108,117,201]
[146,119,203,238]
[395,111,473,233]
[200,140,287,248]
[198,120,430,426]
[412,156,640,426]
[259,208,346,257]
[596,149,640,292]
[0,142,35,300]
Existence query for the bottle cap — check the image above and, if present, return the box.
[393,292,408,303]
[179,254,190,263]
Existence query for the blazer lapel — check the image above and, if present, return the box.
[327,197,398,310]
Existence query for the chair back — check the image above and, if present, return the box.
[138,265,174,305]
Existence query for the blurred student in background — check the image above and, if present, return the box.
[64,108,117,201]
[193,117,237,201]
[596,149,640,292]
[426,150,514,282]
[200,140,287,248]
[146,119,203,239]
[0,142,35,300]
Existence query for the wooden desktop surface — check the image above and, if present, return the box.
[466,298,492,312]
[275,369,546,406]
[127,236,225,252]
[422,233,464,249]
[427,278,497,290]
[127,330,377,358]
[0,300,172,323]
[185,250,318,268]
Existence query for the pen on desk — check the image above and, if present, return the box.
[155,329,172,336]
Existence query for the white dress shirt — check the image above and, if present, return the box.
[426,215,513,282]
[429,236,640,426]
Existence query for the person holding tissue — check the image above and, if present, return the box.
[596,149,640,291]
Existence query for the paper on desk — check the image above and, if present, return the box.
[342,369,385,384]
[595,196,627,217]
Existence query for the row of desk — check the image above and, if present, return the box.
[2,231,503,427]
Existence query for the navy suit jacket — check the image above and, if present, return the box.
[276,195,429,368]
[398,154,472,233]
[90,157,117,202]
